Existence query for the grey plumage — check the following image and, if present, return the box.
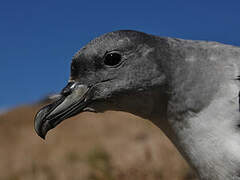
[35,30,240,179]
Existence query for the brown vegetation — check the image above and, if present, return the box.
[0,101,197,180]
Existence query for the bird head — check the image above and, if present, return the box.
[34,30,170,139]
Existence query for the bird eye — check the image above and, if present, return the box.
[104,52,122,67]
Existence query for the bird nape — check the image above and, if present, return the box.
[34,30,240,180]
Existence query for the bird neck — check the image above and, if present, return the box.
[152,38,240,179]
[152,87,240,180]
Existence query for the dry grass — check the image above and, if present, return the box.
[0,102,197,180]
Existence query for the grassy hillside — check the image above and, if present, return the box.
[0,101,197,180]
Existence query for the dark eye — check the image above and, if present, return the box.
[104,52,122,67]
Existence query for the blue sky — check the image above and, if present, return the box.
[1,0,240,109]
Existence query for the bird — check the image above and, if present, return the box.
[34,30,240,180]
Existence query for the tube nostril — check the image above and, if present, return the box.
[61,88,71,96]
[61,82,75,96]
